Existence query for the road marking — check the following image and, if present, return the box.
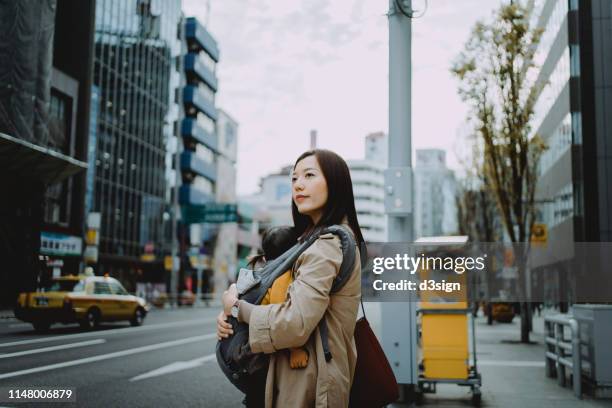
[0,339,106,359]
[130,354,216,382]
[0,317,215,348]
[478,360,545,367]
[0,333,217,380]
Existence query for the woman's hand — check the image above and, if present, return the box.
[222,283,239,316]
[216,310,234,340]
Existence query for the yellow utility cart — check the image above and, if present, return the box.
[415,236,482,406]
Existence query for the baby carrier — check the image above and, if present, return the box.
[216,224,358,394]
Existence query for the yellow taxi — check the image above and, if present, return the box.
[14,275,150,332]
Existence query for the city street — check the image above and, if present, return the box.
[0,307,242,408]
[1,305,612,407]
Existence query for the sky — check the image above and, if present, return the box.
[182,0,506,195]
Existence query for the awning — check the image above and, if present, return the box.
[0,132,87,184]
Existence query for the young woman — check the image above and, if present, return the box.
[217,149,365,407]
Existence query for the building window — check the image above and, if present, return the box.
[570,44,580,77]
[48,90,72,154]
[191,175,213,194]
[199,50,216,74]
[571,112,582,145]
[44,180,70,226]
[196,111,215,134]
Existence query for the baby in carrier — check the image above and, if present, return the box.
[248,225,309,369]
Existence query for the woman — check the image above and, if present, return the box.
[217,149,365,407]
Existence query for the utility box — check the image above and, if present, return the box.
[572,304,612,398]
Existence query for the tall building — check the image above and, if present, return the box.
[91,0,182,288]
[212,109,239,294]
[413,149,458,239]
[348,132,388,242]
[0,0,95,306]
[179,17,219,210]
[173,16,221,297]
[527,0,612,304]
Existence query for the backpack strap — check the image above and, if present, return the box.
[317,225,358,362]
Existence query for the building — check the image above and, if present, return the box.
[172,16,221,298]
[0,0,95,306]
[88,0,182,290]
[413,149,458,239]
[365,131,388,164]
[212,109,239,294]
[240,165,294,229]
[348,132,388,242]
[527,0,612,305]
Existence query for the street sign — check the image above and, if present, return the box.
[531,223,547,243]
[164,256,173,271]
[141,254,155,262]
[182,203,237,224]
[164,255,180,271]
[85,229,99,245]
[83,246,98,263]
[40,232,83,257]
[87,212,101,229]
[202,212,238,223]
[204,203,237,213]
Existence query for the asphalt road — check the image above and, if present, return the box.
[0,307,244,407]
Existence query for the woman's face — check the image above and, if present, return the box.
[292,155,328,224]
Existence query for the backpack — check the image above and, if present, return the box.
[216,224,358,394]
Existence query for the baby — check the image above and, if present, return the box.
[248,225,309,369]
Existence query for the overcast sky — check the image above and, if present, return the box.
[182,0,505,195]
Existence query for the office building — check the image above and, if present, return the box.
[413,149,458,239]
[0,0,95,306]
[348,132,388,242]
[212,109,239,293]
[90,0,182,287]
[528,0,612,304]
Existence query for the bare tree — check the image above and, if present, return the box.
[451,2,546,342]
[456,135,501,324]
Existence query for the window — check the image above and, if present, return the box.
[73,281,86,293]
[196,111,215,134]
[48,90,71,154]
[46,279,80,292]
[94,282,112,295]
[109,280,129,295]
[44,180,70,226]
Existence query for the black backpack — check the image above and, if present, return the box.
[216,225,358,394]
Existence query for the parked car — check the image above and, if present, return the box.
[483,301,516,323]
[14,275,149,332]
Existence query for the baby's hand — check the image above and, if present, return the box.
[289,347,309,369]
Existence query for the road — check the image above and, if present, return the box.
[0,307,243,407]
[2,306,611,408]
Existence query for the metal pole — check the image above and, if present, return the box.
[195,265,203,306]
[383,0,417,394]
[569,318,582,399]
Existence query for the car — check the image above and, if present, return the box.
[14,275,150,332]
[483,301,516,323]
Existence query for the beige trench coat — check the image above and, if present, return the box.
[249,223,362,408]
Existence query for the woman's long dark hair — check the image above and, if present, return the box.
[291,149,366,250]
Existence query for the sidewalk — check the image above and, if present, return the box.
[363,303,612,408]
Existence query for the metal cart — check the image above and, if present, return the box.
[417,307,482,406]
